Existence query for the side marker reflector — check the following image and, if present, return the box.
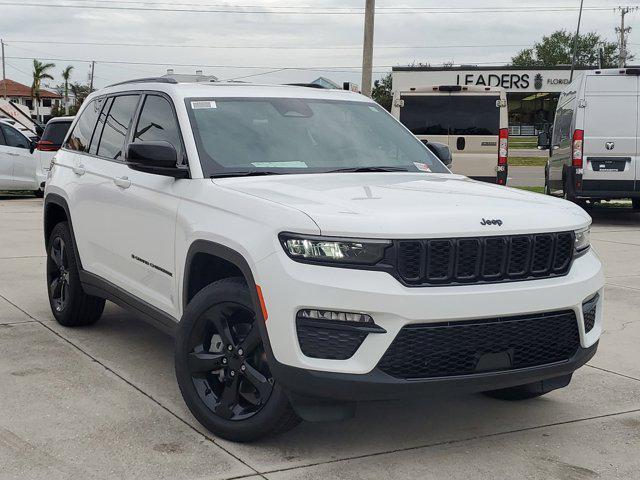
[256,285,268,322]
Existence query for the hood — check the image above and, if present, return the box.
[213,173,590,238]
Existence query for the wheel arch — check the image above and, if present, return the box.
[181,240,275,363]
[43,193,83,269]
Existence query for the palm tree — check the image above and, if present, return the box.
[61,65,73,115]
[31,59,55,122]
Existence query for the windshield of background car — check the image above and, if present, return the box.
[400,95,500,136]
[186,97,449,177]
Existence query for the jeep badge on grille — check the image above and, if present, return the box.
[481,218,503,226]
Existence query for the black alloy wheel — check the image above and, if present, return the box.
[175,277,299,441]
[45,222,105,326]
[48,235,71,313]
[186,301,274,421]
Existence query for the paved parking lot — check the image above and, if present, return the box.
[1,196,639,480]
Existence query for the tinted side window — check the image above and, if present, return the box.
[0,126,6,146]
[133,95,183,162]
[1,124,30,148]
[97,95,140,160]
[66,97,104,152]
[42,121,73,146]
[89,97,113,155]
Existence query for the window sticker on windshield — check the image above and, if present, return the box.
[413,162,431,172]
[191,100,217,109]
[251,161,308,168]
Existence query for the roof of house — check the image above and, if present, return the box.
[0,79,61,98]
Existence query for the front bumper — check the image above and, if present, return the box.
[256,248,604,377]
[270,342,598,402]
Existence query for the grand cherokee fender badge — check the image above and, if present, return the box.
[481,218,503,226]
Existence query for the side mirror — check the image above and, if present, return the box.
[127,141,189,179]
[423,140,453,167]
[537,132,551,150]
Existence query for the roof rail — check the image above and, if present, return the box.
[285,83,327,89]
[107,77,179,87]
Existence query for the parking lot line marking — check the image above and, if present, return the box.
[256,407,640,477]
[0,292,266,480]
[586,364,640,383]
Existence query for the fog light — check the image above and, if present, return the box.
[298,309,373,324]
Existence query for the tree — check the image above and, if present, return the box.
[512,30,624,68]
[372,72,393,111]
[31,59,56,122]
[61,65,74,115]
[69,82,91,112]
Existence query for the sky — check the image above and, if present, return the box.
[0,0,638,91]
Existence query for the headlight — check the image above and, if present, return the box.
[574,227,590,255]
[280,233,390,265]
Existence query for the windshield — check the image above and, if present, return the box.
[186,97,449,177]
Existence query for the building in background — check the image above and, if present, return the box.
[0,79,61,123]
[392,66,596,135]
[161,69,218,83]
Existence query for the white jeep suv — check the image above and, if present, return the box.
[44,79,604,442]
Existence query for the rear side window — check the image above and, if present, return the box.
[66,97,105,152]
[400,95,500,136]
[42,121,72,146]
[133,95,184,162]
[96,95,140,159]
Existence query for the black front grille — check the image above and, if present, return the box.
[396,232,574,286]
[378,310,580,379]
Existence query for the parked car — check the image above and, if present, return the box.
[0,119,41,196]
[391,85,509,184]
[540,68,640,207]
[35,116,74,178]
[44,79,603,442]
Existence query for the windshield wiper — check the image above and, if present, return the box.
[325,166,408,173]
[211,171,284,178]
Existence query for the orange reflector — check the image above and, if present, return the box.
[256,285,268,322]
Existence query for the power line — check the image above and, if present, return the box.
[4,55,514,71]
[0,2,616,14]
[3,39,534,51]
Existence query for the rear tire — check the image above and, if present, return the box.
[46,222,105,326]
[483,374,572,401]
[563,178,576,203]
[544,168,551,195]
[175,277,300,442]
[34,189,44,198]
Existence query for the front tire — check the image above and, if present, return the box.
[175,278,299,442]
[46,222,105,326]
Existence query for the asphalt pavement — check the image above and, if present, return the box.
[0,197,639,480]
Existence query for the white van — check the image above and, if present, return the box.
[541,68,640,207]
[391,85,509,184]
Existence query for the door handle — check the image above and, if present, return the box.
[113,176,131,189]
[72,164,86,176]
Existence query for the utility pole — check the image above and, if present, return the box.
[361,0,375,97]
[1,39,7,99]
[569,0,584,83]
[616,6,638,67]
[89,60,95,91]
